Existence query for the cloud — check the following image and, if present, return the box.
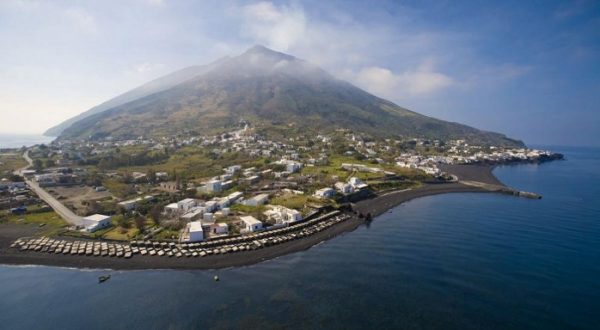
[351,60,454,99]
[133,62,165,74]
[144,0,165,6]
[241,1,306,51]
[64,7,97,33]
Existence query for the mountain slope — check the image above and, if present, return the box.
[44,57,229,136]
[58,46,523,146]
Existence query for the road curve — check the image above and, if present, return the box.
[17,150,83,227]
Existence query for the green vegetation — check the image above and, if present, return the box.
[270,194,321,211]
[102,179,135,198]
[103,226,139,241]
[0,153,27,174]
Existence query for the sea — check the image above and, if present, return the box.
[0,134,55,149]
[0,146,598,330]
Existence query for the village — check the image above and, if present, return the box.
[0,125,561,255]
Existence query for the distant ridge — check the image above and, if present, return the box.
[54,45,523,147]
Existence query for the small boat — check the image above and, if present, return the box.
[98,275,111,283]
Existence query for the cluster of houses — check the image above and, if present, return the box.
[32,168,83,187]
[314,176,369,198]
[0,179,37,212]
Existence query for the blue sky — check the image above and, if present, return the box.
[0,0,598,146]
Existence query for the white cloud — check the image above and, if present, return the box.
[352,60,454,99]
[133,62,165,74]
[241,1,306,51]
[144,0,165,7]
[64,7,97,33]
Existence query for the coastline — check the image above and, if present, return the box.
[0,166,501,271]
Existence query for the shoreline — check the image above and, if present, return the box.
[0,166,503,271]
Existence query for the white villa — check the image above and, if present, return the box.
[313,187,336,199]
[242,193,269,206]
[240,216,263,233]
[82,214,112,232]
[263,205,303,225]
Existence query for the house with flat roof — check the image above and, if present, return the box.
[242,193,269,206]
[313,187,336,199]
[264,205,303,225]
[187,221,204,242]
[240,216,263,233]
[82,214,111,232]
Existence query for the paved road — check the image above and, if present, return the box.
[16,150,83,227]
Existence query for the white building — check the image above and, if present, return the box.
[206,179,222,193]
[205,201,218,212]
[82,214,111,232]
[227,191,244,203]
[349,177,369,190]
[240,216,263,233]
[225,165,242,174]
[242,193,269,206]
[335,182,354,195]
[313,187,336,199]
[181,207,205,222]
[188,221,204,242]
[210,223,229,235]
[264,205,303,225]
[177,198,197,212]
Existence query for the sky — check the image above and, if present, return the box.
[0,0,599,146]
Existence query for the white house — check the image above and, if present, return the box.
[117,197,141,211]
[225,165,242,174]
[82,214,111,232]
[335,182,354,195]
[349,177,369,190]
[177,198,197,212]
[181,207,205,222]
[210,223,229,235]
[164,203,179,215]
[227,191,244,203]
[242,193,269,206]
[205,201,218,212]
[206,179,222,193]
[188,221,204,242]
[240,216,263,233]
[313,187,336,199]
[264,205,303,225]
[276,159,302,173]
[245,175,260,184]
[203,212,214,222]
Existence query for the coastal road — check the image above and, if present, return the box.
[16,150,83,227]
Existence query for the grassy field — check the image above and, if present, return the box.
[102,179,136,199]
[1,210,68,236]
[0,153,27,174]
[270,194,322,211]
[114,147,268,181]
[103,226,139,241]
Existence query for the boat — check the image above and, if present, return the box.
[98,275,111,283]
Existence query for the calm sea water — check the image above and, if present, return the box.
[0,146,598,330]
[0,134,54,149]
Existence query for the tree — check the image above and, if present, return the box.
[146,168,156,184]
[33,159,43,172]
[134,215,146,232]
[117,214,131,229]
[44,159,54,168]
[149,205,162,226]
